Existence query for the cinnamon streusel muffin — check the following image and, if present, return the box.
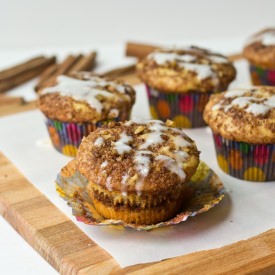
[243,28,275,86]
[74,119,200,225]
[38,72,136,156]
[203,86,275,181]
[137,46,236,128]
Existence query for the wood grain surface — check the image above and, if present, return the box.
[0,98,275,274]
[0,153,274,274]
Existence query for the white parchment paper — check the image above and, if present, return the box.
[1,85,275,268]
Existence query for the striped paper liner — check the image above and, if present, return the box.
[146,84,211,128]
[46,118,119,157]
[212,132,275,182]
[249,64,275,86]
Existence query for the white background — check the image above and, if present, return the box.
[0,0,275,274]
[0,0,275,50]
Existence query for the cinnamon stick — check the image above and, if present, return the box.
[34,64,58,92]
[103,64,141,85]
[0,56,55,81]
[228,53,243,62]
[125,42,159,60]
[36,52,98,92]
[103,64,136,78]
[0,56,56,93]
[38,54,83,89]
[126,42,244,62]
[51,54,83,77]
[68,51,97,73]
[0,95,25,107]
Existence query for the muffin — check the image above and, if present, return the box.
[243,28,275,86]
[70,119,200,225]
[137,46,236,128]
[203,86,275,181]
[38,72,136,156]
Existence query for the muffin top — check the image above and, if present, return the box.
[137,46,236,93]
[203,86,275,144]
[76,119,200,195]
[38,72,136,123]
[243,28,275,69]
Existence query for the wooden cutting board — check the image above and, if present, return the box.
[0,100,275,274]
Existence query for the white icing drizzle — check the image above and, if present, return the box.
[139,132,165,149]
[42,75,127,113]
[114,132,132,154]
[212,88,275,116]
[135,179,144,196]
[94,137,104,146]
[156,155,186,181]
[148,120,169,132]
[212,103,222,111]
[262,33,275,45]
[174,151,189,162]
[181,63,213,79]
[149,52,196,64]
[112,120,193,195]
[106,176,112,191]
[148,52,214,80]
[133,150,152,195]
[226,97,255,110]
[100,160,108,168]
[246,103,270,116]
[224,89,247,98]
[121,174,129,197]
[265,96,275,107]
[172,135,191,149]
[249,30,275,46]
[134,150,152,177]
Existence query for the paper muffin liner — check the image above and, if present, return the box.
[56,161,225,231]
[145,84,211,128]
[249,64,275,86]
[46,117,119,157]
[212,132,275,181]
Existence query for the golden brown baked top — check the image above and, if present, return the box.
[38,72,136,123]
[76,119,200,195]
[203,86,275,143]
[137,46,236,93]
[243,28,275,69]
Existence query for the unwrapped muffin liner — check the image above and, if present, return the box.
[249,64,275,86]
[46,117,119,157]
[212,132,275,181]
[146,84,211,128]
[56,161,225,231]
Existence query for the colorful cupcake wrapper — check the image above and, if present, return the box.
[249,64,275,86]
[146,84,211,128]
[56,161,225,231]
[213,133,275,182]
[46,117,119,157]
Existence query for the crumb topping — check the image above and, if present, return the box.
[203,86,275,144]
[38,73,136,122]
[137,46,236,93]
[41,75,132,112]
[147,46,230,82]
[76,119,200,195]
[243,28,275,69]
[212,86,275,117]
[246,28,275,46]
